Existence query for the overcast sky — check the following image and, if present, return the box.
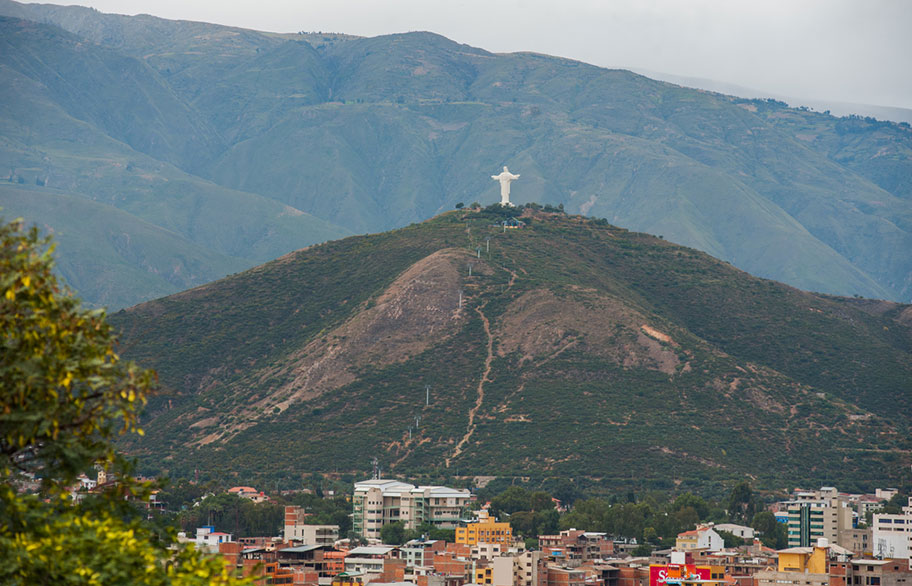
[29,0,912,110]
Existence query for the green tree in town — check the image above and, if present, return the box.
[671,493,710,520]
[490,486,532,515]
[380,521,407,545]
[751,511,786,549]
[631,543,653,557]
[717,530,745,548]
[726,481,756,523]
[0,217,249,585]
[881,491,909,515]
[530,490,555,512]
[558,497,610,532]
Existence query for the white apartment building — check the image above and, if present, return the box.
[714,523,755,540]
[872,497,912,560]
[352,479,470,539]
[676,526,724,551]
[195,526,232,552]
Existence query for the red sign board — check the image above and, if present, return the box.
[649,565,710,586]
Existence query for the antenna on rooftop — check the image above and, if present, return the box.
[371,457,380,480]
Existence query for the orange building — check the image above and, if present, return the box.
[456,510,513,546]
[324,550,347,576]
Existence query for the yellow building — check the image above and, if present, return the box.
[456,510,513,546]
[476,566,494,585]
[777,545,828,574]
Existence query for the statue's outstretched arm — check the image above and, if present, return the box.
[491,175,499,180]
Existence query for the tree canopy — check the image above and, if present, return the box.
[0,218,249,585]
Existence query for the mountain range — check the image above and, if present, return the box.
[1,0,911,309]
[110,207,912,490]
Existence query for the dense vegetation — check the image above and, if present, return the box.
[1,1,911,308]
[111,208,912,490]
[0,217,248,585]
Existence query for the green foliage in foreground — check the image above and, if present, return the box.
[0,218,249,585]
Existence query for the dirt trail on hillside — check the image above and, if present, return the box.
[446,303,494,467]
[445,266,519,467]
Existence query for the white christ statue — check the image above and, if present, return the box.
[491,166,520,206]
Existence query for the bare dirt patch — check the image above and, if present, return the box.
[496,289,679,374]
[268,248,475,410]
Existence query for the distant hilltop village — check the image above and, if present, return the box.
[73,474,908,586]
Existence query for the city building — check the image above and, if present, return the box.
[848,559,912,586]
[786,497,853,548]
[195,526,233,551]
[456,510,514,546]
[538,529,614,567]
[649,557,725,586]
[401,485,471,531]
[400,538,445,570]
[754,539,853,586]
[648,563,726,586]
[675,526,724,551]
[757,539,912,586]
[227,485,269,503]
[712,524,754,540]
[513,550,545,586]
[838,528,872,556]
[344,545,400,581]
[872,497,912,560]
[284,506,340,545]
[352,479,470,539]
[471,542,502,561]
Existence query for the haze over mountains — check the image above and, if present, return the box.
[1,0,911,310]
[631,68,912,126]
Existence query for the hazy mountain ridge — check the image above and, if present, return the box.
[111,210,912,488]
[0,13,351,308]
[1,1,911,307]
[0,183,249,308]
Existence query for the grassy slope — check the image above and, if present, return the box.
[112,211,912,489]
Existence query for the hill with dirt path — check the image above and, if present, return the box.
[111,207,912,491]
